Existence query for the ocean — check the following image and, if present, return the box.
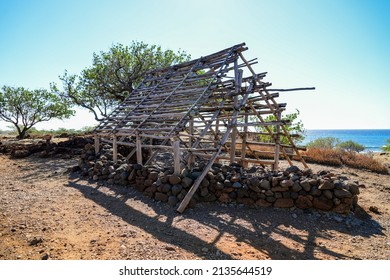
[301,129,390,152]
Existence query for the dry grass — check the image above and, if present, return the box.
[304,148,388,174]
[303,148,342,166]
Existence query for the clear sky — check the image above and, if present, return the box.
[0,0,389,130]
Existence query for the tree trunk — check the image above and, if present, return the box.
[17,127,29,139]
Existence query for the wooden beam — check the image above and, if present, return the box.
[177,81,254,213]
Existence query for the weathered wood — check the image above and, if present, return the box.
[274,111,281,171]
[112,136,118,163]
[136,134,142,165]
[241,112,248,167]
[190,153,275,165]
[173,140,181,175]
[93,44,312,213]
[177,82,254,213]
[94,135,100,154]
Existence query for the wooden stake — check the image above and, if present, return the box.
[173,139,181,175]
[241,112,248,167]
[94,135,100,154]
[274,111,281,171]
[136,134,142,165]
[188,118,194,168]
[112,135,118,163]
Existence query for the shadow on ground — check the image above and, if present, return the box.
[68,175,385,260]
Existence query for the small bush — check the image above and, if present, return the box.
[306,137,340,149]
[337,140,365,153]
[382,139,390,152]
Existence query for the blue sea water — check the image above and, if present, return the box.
[301,129,390,152]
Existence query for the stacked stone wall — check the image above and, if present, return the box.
[79,144,361,214]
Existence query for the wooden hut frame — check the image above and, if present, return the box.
[93,43,312,213]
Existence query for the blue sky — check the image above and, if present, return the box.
[0,0,389,130]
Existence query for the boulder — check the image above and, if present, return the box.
[334,189,353,199]
[310,186,322,196]
[348,183,360,195]
[332,203,351,214]
[181,177,193,188]
[171,184,183,196]
[274,198,294,208]
[271,186,289,192]
[215,182,224,190]
[144,186,157,198]
[260,179,271,190]
[201,178,209,187]
[218,193,231,203]
[155,192,168,202]
[280,179,294,188]
[161,184,172,193]
[295,196,313,209]
[313,196,333,211]
[308,179,318,186]
[286,165,301,174]
[300,180,311,192]
[223,180,232,188]
[323,190,333,200]
[318,180,334,190]
[167,196,179,207]
[168,174,181,185]
[255,199,272,207]
[237,197,255,206]
[249,184,261,193]
[148,171,159,181]
[291,182,302,192]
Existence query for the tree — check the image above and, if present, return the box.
[306,137,340,149]
[0,86,74,139]
[52,41,191,121]
[337,140,365,153]
[256,109,306,145]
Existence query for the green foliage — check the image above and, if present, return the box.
[0,86,74,139]
[53,41,191,121]
[337,140,365,153]
[306,137,340,149]
[26,126,94,137]
[256,109,306,145]
[382,139,390,152]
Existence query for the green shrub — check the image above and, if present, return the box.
[306,137,340,149]
[382,139,390,152]
[337,140,365,153]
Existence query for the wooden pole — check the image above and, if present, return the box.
[230,59,240,164]
[136,133,142,165]
[112,135,118,163]
[177,82,254,213]
[173,139,181,175]
[273,111,281,171]
[188,118,194,168]
[241,112,248,167]
[94,135,100,154]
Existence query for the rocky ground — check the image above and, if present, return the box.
[0,138,389,260]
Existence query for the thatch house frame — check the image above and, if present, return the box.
[93,43,312,212]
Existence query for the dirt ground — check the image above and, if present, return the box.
[0,150,389,260]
